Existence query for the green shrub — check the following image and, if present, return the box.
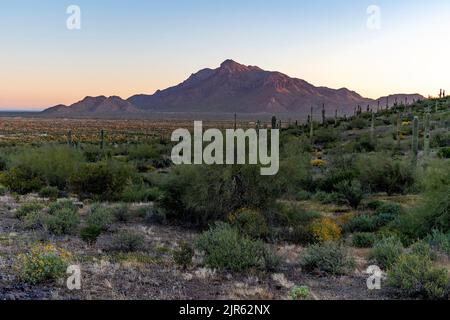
[352,233,376,248]
[438,147,450,159]
[196,223,275,272]
[16,202,44,220]
[69,160,133,201]
[388,254,449,300]
[44,207,80,235]
[344,215,378,233]
[120,184,162,203]
[334,179,365,209]
[86,204,114,231]
[80,225,102,244]
[369,236,404,269]
[289,285,310,300]
[112,203,131,222]
[358,154,416,195]
[7,146,83,190]
[15,244,71,284]
[39,186,59,199]
[0,184,7,196]
[228,208,269,239]
[159,165,279,227]
[0,165,45,194]
[173,241,194,269]
[375,202,402,216]
[109,230,145,252]
[48,199,78,216]
[299,242,355,275]
[409,241,436,261]
[425,230,450,255]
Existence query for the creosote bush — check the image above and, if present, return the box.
[352,232,376,248]
[388,253,449,300]
[196,223,276,272]
[369,236,404,269]
[173,241,194,269]
[299,241,355,275]
[228,208,269,239]
[110,230,145,252]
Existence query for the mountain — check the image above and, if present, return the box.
[42,59,425,117]
[42,96,139,116]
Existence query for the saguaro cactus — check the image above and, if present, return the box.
[370,111,375,142]
[310,106,314,140]
[412,116,419,163]
[424,113,430,156]
[321,103,326,125]
[271,116,277,129]
[234,113,237,130]
[334,109,338,126]
[67,130,72,146]
[396,115,401,150]
[100,130,105,150]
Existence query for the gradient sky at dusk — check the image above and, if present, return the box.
[1,0,449,110]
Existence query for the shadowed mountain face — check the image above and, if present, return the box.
[43,60,425,116]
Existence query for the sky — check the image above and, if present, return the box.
[1,0,449,110]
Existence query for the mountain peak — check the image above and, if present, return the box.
[219,59,250,72]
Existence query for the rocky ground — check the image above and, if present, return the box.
[0,194,392,300]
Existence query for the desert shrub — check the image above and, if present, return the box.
[388,254,449,300]
[48,199,78,216]
[173,241,194,269]
[69,160,133,201]
[0,165,45,194]
[274,203,320,244]
[44,207,80,236]
[316,154,359,193]
[278,154,314,196]
[438,147,450,159]
[80,225,102,244]
[344,215,378,233]
[334,179,365,209]
[39,186,59,199]
[313,128,338,146]
[0,184,7,196]
[228,208,269,239]
[195,223,274,272]
[431,130,450,148]
[159,165,279,227]
[375,202,402,216]
[369,236,404,269]
[120,184,162,203]
[145,206,167,225]
[299,241,355,275]
[15,244,71,284]
[347,117,368,130]
[308,217,341,243]
[352,134,376,153]
[352,232,376,248]
[357,154,416,195]
[85,204,114,231]
[16,202,44,220]
[425,230,450,255]
[7,146,83,190]
[112,203,131,222]
[110,230,145,252]
[409,241,436,261]
[289,285,310,300]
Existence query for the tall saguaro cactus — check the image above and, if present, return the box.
[412,116,419,163]
[370,111,375,143]
[321,103,326,125]
[334,109,338,126]
[67,130,72,147]
[100,130,105,150]
[271,116,277,129]
[396,115,401,150]
[310,106,314,141]
[424,113,431,156]
[234,113,237,130]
